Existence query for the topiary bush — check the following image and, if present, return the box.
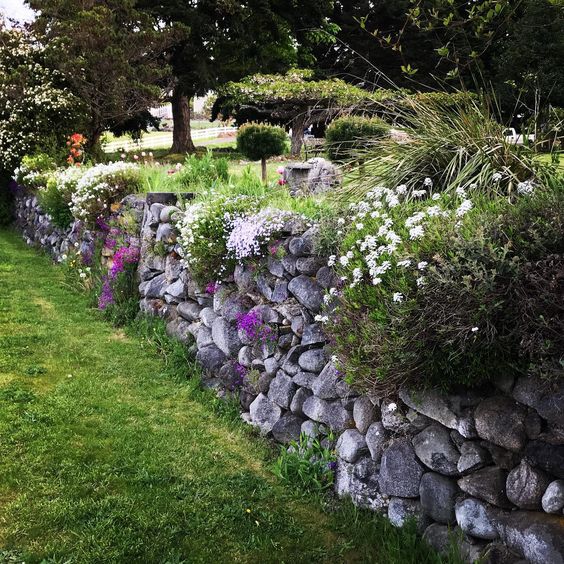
[236,123,287,182]
[325,115,390,162]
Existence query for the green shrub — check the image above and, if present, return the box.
[38,177,74,229]
[175,153,229,189]
[236,123,287,182]
[14,153,57,189]
[325,115,390,162]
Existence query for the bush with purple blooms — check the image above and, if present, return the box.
[236,310,276,345]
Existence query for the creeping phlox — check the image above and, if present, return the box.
[70,162,140,222]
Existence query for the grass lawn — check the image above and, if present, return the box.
[0,230,456,564]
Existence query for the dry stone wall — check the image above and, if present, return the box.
[14,188,564,564]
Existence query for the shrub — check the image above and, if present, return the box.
[324,179,564,394]
[325,115,390,162]
[14,153,57,189]
[38,177,74,228]
[174,153,229,189]
[236,123,288,182]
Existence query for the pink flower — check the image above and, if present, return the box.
[276,166,285,175]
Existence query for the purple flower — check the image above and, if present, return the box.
[205,282,219,295]
[236,311,275,344]
[327,461,337,472]
[98,276,114,310]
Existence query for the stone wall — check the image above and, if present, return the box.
[14,189,564,564]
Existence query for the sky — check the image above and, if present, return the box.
[0,0,36,23]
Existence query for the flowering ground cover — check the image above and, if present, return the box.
[0,229,457,564]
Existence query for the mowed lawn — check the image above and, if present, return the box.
[0,229,451,564]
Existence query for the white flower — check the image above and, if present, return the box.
[61,254,67,260]
[327,255,336,267]
[517,180,534,195]
[339,255,350,267]
[409,225,424,239]
[392,292,404,303]
[416,276,426,287]
[74,242,79,248]
[492,172,502,182]
[79,272,86,279]
[456,199,473,217]
[396,184,407,194]
[356,223,364,230]
[426,205,441,217]
[417,261,428,270]
[455,186,467,197]
[372,277,382,285]
[412,190,427,198]
[471,326,479,332]
[423,177,433,188]
[397,259,411,268]
[387,402,398,412]
[337,217,345,226]
[431,193,441,201]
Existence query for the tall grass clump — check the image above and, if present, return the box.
[341,96,554,201]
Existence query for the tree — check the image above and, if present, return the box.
[28,0,172,149]
[214,69,397,156]
[136,0,335,154]
[0,21,81,171]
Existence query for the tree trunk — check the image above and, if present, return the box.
[290,113,307,158]
[171,85,196,154]
[261,157,267,183]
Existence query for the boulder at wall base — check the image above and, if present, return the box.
[412,424,461,476]
[267,371,297,409]
[506,461,552,510]
[379,438,425,498]
[458,466,512,509]
[335,456,387,511]
[474,396,528,453]
[493,511,564,564]
[211,317,242,357]
[336,429,368,464]
[195,345,226,374]
[419,472,459,525]
[271,414,304,443]
[455,497,499,541]
[249,393,282,434]
[388,497,432,532]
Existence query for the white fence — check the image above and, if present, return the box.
[102,126,237,153]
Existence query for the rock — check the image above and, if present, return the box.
[200,307,218,328]
[144,273,167,298]
[237,345,253,368]
[337,429,368,463]
[164,254,183,282]
[407,409,434,432]
[159,205,180,223]
[455,498,499,540]
[196,326,214,348]
[293,371,317,389]
[399,387,458,430]
[249,393,282,434]
[311,362,341,399]
[457,441,491,474]
[524,441,564,479]
[458,467,512,508]
[542,480,564,514]
[290,387,312,417]
[156,222,176,243]
[506,461,552,510]
[300,420,321,440]
[325,402,354,432]
[335,457,387,511]
[298,349,327,373]
[268,371,297,409]
[267,257,285,278]
[256,373,273,394]
[287,275,324,313]
[211,317,242,357]
[379,439,425,498]
[165,319,193,344]
[474,396,527,452]
[525,410,543,440]
[271,281,289,303]
[281,255,297,276]
[196,345,226,374]
[263,357,279,377]
[272,414,304,443]
[388,498,431,531]
[380,399,410,432]
[296,256,325,276]
[422,524,452,555]
[493,511,564,564]
[301,323,326,346]
[221,294,253,323]
[212,284,233,314]
[419,472,458,524]
[316,266,339,289]
[483,442,521,471]
[353,397,376,434]
[164,279,186,302]
[288,236,311,257]
[513,374,564,427]
[177,301,202,322]
[413,424,460,476]
[493,373,516,395]
[365,422,387,462]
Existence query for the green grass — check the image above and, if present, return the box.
[0,229,458,564]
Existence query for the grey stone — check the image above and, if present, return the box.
[335,457,387,511]
[296,256,325,276]
[301,420,322,440]
[156,222,176,243]
[524,441,564,479]
[263,357,279,377]
[267,257,285,277]
[399,387,458,430]
[457,441,491,474]
[212,284,233,314]
[413,424,460,476]
[293,371,317,389]
[177,301,202,322]
[164,254,183,281]
[455,497,499,540]
[277,333,293,350]
[419,472,458,524]
[249,393,282,433]
[353,397,376,434]
[316,266,339,289]
[388,498,431,531]
[513,374,564,427]
[337,429,368,463]
[474,396,527,452]
[196,345,226,374]
[165,319,193,345]
[196,326,214,348]
[256,373,273,394]
[288,275,324,312]
[200,307,218,328]
[365,422,387,462]
[298,349,327,373]
[381,399,410,433]
[233,264,255,292]
[290,387,312,417]
[164,279,185,303]
[422,524,452,555]
[268,371,297,409]
[458,467,512,508]
[288,236,311,257]
[251,305,281,324]
[271,281,289,303]
[159,205,180,223]
[301,323,326,346]
[272,414,304,444]
[379,439,425,498]
[311,362,341,399]
[506,461,552,510]
[542,480,564,514]
[407,409,434,432]
[493,511,564,564]
[237,346,253,368]
[144,273,167,298]
[325,402,354,432]
[281,255,297,276]
[211,317,242,357]
[221,293,253,322]
[484,442,521,471]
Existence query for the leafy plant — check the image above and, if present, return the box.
[273,431,337,493]
[325,115,390,162]
[38,177,74,228]
[236,123,288,182]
